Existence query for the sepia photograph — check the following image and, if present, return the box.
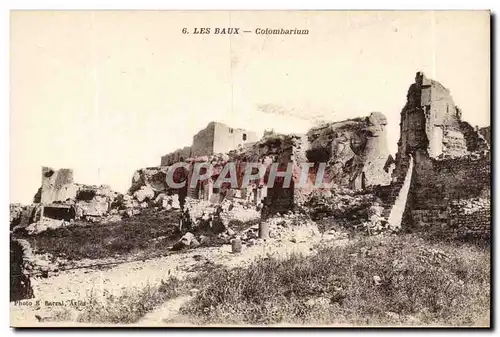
[9,10,491,327]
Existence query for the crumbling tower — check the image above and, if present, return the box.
[40,167,78,204]
[397,72,468,161]
[386,72,491,235]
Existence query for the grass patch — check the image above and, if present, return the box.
[180,234,490,326]
[77,277,183,324]
[13,209,182,261]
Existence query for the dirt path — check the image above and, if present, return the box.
[10,222,349,327]
[133,225,349,326]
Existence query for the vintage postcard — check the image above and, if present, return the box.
[10,10,491,327]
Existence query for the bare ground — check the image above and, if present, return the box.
[11,221,345,327]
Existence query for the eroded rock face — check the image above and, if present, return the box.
[306,112,392,189]
[133,185,155,202]
[479,126,491,146]
[129,167,169,194]
[10,204,25,228]
[10,239,34,302]
[74,185,119,219]
[40,167,78,204]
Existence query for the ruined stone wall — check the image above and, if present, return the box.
[407,151,490,239]
[161,146,192,166]
[397,72,468,160]
[388,72,491,241]
[448,197,490,240]
[262,136,297,215]
[457,122,490,153]
[40,167,78,204]
[213,122,259,155]
[479,126,491,146]
[191,122,216,157]
[10,239,34,301]
[167,121,259,159]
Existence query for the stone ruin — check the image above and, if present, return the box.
[10,239,34,302]
[306,111,393,190]
[149,72,490,240]
[161,121,259,166]
[9,71,491,302]
[10,167,122,235]
[378,72,491,239]
[10,72,489,241]
[137,111,395,231]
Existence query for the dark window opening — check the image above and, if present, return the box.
[242,133,247,141]
[76,190,96,201]
[44,206,76,221]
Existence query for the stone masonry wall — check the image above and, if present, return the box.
[389,72,491,241]
[407,151,490,239]
[161,146,192,166]
[161,121,259,163]
[213,122,259,155]
[191,122,216,157]
[397,72,468,160]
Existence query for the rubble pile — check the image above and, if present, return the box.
[222,212,320,247]
[304,189,376,222]
[361,202,398,235]
[74,184,120,220]
[129,167,169,194]
[300,188,398,235]
[153,193,180,210]
[113,187,181,218]
[172,211,320,252]
[182,197,260,233]
[10,204,34,229]
[25,218,72,235]
[133,185,155,203]
[450,197,489,215]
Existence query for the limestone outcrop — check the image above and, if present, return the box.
[306,111,392,190]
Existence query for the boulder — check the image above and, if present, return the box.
[10,204,24,226]
[25,218,70,235]
[154,193,167,205]
[133,185,155,202]
[171,194,180,209]
[199,235,211,245]
[76,198,109,217]
[172,232,199,251]
[211,218,227,234]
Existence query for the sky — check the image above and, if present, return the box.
[10,10,490,204]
